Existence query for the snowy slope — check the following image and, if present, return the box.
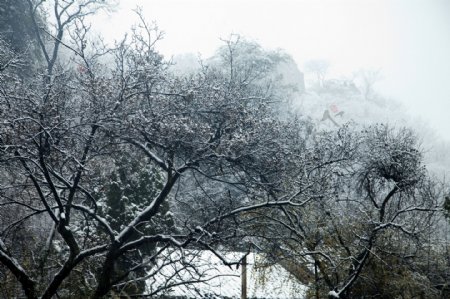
[293,81,450,178]
[146,250,307,298]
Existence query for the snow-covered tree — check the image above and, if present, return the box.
[0,2,312,298]
[251,125,445,298]
[0,2,447,299]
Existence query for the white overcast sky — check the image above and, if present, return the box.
[91,0,450,141]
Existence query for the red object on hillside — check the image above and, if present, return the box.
[330,104,339,113]
[77,64,87,73]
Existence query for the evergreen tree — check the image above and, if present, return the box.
[95,152,174,296]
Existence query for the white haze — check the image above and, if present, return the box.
[90,0,450,141]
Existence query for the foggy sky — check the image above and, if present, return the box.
[91,0,450,141]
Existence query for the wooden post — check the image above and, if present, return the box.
[241,255,247,299]
[315,260,320,299]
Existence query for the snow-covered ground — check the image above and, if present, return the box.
[146,249,307,298]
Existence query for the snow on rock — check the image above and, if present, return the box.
[328,290,340,298]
